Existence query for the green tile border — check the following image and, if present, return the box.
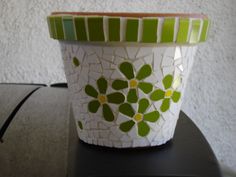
[47,15,209,44]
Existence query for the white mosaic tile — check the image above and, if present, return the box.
[126,46,140,59]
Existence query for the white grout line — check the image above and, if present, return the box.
[137,18,143,42]
[187,18,193,43]
[120,17,126,42]
[84,16,90,41]
[157,17,164,43]
[103,16,108,42]
[173,17,179,42]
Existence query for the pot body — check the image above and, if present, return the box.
[60,42,197,148]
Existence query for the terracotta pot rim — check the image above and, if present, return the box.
[51,12,208,19]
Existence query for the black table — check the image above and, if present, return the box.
[67,111,222,177]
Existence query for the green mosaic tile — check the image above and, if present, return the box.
[172,91,181,103]
[143,111,160,122]
[189,19,201,43]
[108,18,120,41]
[142,18,158,43]
[107,92,125,104]
[161,18,175,43]
[138,98,149,114]
[119,103,135,117]
[85,85,98,98]
[63,16,76,40]
[97,77,107,94]
[200,19,210,42]
[136,64,152,80]
[127,89,138,103]
[88,100,100,113]
[112,80,128,90]
[54,16,64,39]
[138,121,150,137]
[160,98,170,112]
[138,82,153,94]
[177,18,190,43]
[74,17,88,41]
[78,121,83,129]
[48,17,56,38]
[125,19,139,42]
[119,62,134,80]
[163,74,173,89]
[119,120,135,132]
[73,57,80,67]
[150,89,165,101]
[87,17,105,41]
[102,104,114,121]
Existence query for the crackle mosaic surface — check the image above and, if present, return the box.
[60,43,197,148]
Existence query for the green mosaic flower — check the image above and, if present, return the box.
[150,74,181,112]
[85,77,125,122]
[119,98,160,137]
[112,62,153,103]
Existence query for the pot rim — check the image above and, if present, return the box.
[51,12,208,19]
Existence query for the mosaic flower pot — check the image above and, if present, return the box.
[47,12,209,148]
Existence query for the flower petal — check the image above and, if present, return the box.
[88,100,100,113]
[119,62,135,79]
[162,74,173,89]
[172,91,181,103]
[136,64,152,80]
[107,92,125,104]
[160,98,170,112]
[102,104,114,122]
[112,79,128,90]
[78,121,83,129]
[119,120,135,132]
[138,121,150,137]
[138,82,153,94]
[85,85,98,98]
[73,57,80,67]
[143,111,160,122]
[97,77,108,94]
[119,103,135,117]
[127,89,138,103]
[150,89,165,101]
[138,98,150,114]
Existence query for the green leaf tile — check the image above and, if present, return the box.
[63,16,76,40]
[143,111,160,122]
[102,104,114,121]
[88,100,100,113]
[138,121,150,137]
[73,57,80,67]
[127,89,138,103]
[54,16,64,39]
[138,98,150,114]
[200,19,210,42]
[87,17,105,41]
[119,62,135,80]
[78,121,83,129]
[138,82,153,94]
[189,19,201,43]
[136,64,152,80]
[112,80,128,90]
[107,92,125,104]
[74,17,88,41]
[85,85,98,98]
[119,120,135,132]
[119,103,135,117]
[177,18,189,43]
[108,18,120,41]
[161,18,175,43]
[172,91,181,103]
[142,18,158,43]
[97,77,107,94]
[163,74,173,89]
[160,98,170,112]
[150,89,165,101]
[125,19,139,42]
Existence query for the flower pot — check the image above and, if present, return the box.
[47,12,209,148]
